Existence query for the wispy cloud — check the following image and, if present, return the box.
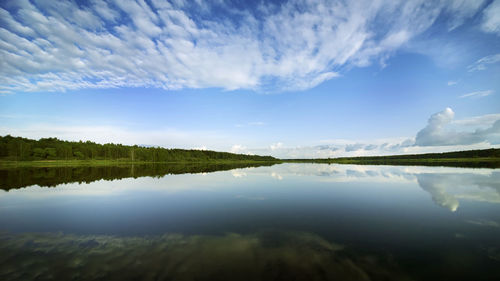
[459,90,494,98]
[481,0,500,35]
[467,53,500,72]
[453,113,500,127]
[0,0,490,93]
[447,81,457,86]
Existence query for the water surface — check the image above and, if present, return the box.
[1,163,499,280]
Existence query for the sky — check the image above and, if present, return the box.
[0,0,499,158]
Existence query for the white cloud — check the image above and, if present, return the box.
[237,109,500,158]
[467,53,500,72]
[192,145,207,151]
[364,144,378,151]
[246,144,342,159]
[345,143,364,152]
[270,142,283,151]
[447,81,457,86]
[230,144,249,154]
[415,107,500,146]
[459,90,494,98]
[415,107,455,146]
[481,0,500,35]
[2,108,498,159]
[0,0,490,93]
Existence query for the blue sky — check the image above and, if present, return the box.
[1,0,499,158]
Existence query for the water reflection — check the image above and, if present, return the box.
[0,162,278,190]
[417,174,459,211]
[0,231,410,281]
[236,164,500,211]
[2,163,500,212]
[1,164,500,280]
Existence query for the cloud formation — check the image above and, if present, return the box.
[453,113,500,127]
[415,108,500,146]
[0,0,491,93]
[1,108,498,159]
[345,143,365,152]
[249,108,500,158]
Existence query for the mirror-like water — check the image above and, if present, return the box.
[1,163,499,280]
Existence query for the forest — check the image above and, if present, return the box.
[0,135,277,162]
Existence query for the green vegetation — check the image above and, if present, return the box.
[1,135,499,169]
[0,135,277,163]
[287,148,500,168]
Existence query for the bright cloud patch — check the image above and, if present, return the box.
[481,0,500,35]
[252,108,500,158]
[414,108,500,146]
[0,0,490,93]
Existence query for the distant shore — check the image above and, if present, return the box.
[1,135,499,168]
[284,148,500,168]
[285,157,500,168]
[1,156,499,169]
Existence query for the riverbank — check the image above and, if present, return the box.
[0,159,283,168]
[285,157,500,168]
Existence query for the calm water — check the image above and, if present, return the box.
[1,163,500,280]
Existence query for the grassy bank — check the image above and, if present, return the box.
[0,159,283,168]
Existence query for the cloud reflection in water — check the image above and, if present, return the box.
[0,231,410,281]
[247,164,500,212]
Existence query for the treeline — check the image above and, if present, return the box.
[331,148,500,160]
[286,148,500,168]
[0,135,277,162]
